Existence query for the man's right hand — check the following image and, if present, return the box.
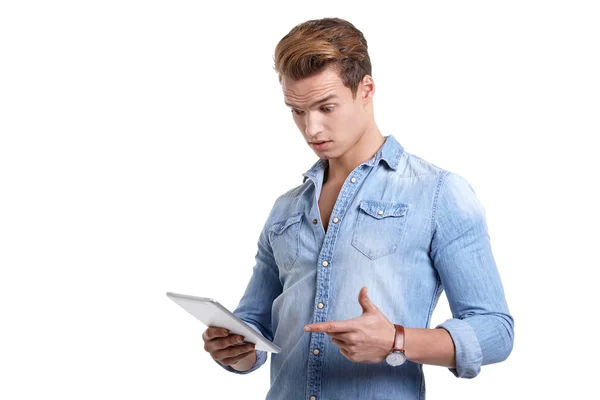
[202,326,256,369]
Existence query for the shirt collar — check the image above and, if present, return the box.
[302,135,404,183]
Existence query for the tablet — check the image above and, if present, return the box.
[166,292,281,353]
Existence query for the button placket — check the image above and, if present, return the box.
[306,167,366,400]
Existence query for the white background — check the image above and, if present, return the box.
[1,1,599,399]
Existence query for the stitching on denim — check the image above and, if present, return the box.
[425,276,442,329]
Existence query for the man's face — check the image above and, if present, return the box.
[281,67,372,160]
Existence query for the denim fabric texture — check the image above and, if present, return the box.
[216,135,514,400]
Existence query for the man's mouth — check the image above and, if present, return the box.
[310,141,332,150]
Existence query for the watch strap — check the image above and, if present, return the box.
[392,324,405,353]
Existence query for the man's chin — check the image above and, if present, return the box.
[317,152,339,160]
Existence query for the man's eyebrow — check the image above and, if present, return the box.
[284,94,339,109]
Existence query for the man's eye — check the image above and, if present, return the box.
[290,107,333,115]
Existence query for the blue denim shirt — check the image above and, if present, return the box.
[216,135,514,400]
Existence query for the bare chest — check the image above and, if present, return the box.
[318,182,343,233]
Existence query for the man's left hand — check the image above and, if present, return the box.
[304,286,396,364]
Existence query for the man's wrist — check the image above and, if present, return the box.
[231,350,257,372]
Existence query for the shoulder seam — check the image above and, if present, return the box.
[397,152,442,178]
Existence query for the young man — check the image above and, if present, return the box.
[202,17,514,399]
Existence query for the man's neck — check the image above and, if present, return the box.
[326,127,385,184]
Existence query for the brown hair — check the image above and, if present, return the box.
[273,17,372,99]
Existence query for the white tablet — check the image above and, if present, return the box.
[166,292,281,353]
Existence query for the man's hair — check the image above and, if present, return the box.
[273,17,372,100]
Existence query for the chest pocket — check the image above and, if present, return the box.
[352,199,409,260]
[268,212,303,271]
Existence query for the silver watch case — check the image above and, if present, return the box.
[385,350,406,366]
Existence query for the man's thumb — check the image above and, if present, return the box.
[359,286,378,313]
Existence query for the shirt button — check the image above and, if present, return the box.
[321,261,329,267]
[310,397,317,400]
[313,349,320,355]
[312,218,318,224]
[317,303,324,309]
[332,217,339,223]
[350,177,357,183]
[377,210,384,215]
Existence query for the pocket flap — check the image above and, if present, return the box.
[270,212,303,234]
[358,199,408,219]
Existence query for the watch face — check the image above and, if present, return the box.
[386,351,406,366]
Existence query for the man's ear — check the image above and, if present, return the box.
[359,75,375,107]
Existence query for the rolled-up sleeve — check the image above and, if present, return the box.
[214,205,283,375]
[431,171,514,378]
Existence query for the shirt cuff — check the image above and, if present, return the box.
[214,323,268,375]
[436,318,483,378]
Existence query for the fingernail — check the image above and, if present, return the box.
[304,326,311,332]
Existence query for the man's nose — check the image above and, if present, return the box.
[304,113,323,138]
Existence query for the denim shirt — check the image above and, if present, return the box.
[216,135,514,400]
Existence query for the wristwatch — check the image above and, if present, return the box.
[385,324,406,366]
